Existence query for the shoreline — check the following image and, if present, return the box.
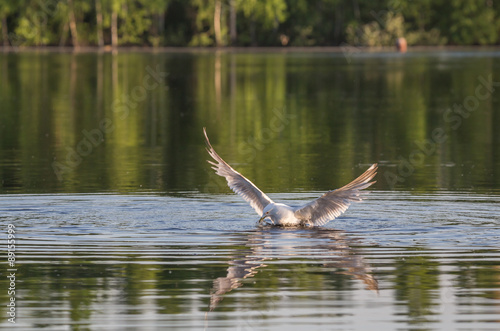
[2,45,500,54]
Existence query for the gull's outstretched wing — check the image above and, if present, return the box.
[204,128,274,215]
[294,164,377,226]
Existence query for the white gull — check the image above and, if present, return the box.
[204,128,377,227]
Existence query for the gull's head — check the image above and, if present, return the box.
[259,204,276,225]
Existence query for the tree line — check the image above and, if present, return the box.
[0,0,499,48]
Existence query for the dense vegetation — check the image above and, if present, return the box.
[1,0,499,48]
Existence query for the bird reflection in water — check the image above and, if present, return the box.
[207,228,378,312]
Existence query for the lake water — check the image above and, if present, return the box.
[1,49,500,330]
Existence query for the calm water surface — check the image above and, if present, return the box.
[0,50,499,330]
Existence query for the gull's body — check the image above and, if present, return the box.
[204,128,377,227]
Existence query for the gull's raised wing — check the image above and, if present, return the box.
[204,128,274,215]
[294,164,377,226]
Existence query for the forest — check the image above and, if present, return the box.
[0,0,499,48]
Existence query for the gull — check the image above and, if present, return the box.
[204,128,377,227]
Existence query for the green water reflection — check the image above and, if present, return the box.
[2,232,499,328]
[0,50,499,193]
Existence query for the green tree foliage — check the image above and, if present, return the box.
[446,0,498,45]
[386,0,447,45]
[0,0,499,47]
[189,0,219,46]
[284,0,343,46]
[346,11,405,46]
[237,0,287,45]
[117,0,152,45]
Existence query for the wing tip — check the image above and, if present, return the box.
[203,127,213,150]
